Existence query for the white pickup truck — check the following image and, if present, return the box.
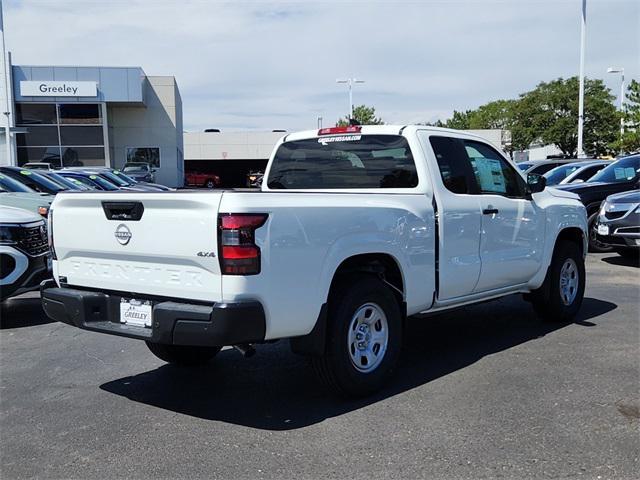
[41,125,588,396]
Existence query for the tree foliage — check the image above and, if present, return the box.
[612,79,640,153]
[434,76,624,157]
[336,105,384,126]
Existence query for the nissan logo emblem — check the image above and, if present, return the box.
[115,224,132,245]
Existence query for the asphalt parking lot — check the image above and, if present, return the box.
[1,253,638,479]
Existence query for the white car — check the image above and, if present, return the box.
[41,125,588,396]
[1,206,51,301]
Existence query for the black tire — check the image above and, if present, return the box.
[587,211,613,253]
[145,342,221,367]
[205,179,215,189]
[530,240,585,322]
[312,275,403,397]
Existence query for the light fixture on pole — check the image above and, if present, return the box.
[607,67,625,143]
[576,0,587,158]
[336,78,365,120]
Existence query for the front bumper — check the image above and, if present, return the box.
[0,249,51,300]
[596,211,640,249]
[40,280,266,346]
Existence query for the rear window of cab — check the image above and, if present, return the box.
[267,135,418,189]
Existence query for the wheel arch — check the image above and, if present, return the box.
[290,252,406,356]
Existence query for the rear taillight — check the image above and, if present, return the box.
[218,213,268,275]
[48,207,57,260]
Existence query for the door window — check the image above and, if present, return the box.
[463,140,526,198]
[429,136,478,194]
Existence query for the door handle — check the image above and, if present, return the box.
[483,208,499,215]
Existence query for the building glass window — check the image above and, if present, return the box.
[127,147,160,167]
[15,104,57,125]
[15,103,106,167]
[60,126,104,146]
[61,147,105,167]
[59,104,101,124]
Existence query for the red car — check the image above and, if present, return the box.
[184,172,221,189]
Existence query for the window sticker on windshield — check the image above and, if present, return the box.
[318,135,362,144]
[89,175,98,180]
[0,174,4,179]
[20,170,32,175]
[624,167,635,179]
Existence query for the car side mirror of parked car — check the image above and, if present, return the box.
[527,173,546,193]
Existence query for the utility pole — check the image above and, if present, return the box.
[577,0,587,158]
[0,0,13,165]
[336,78,365,121]
[607,67,625,147]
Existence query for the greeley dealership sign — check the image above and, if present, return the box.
[20,81,97,97]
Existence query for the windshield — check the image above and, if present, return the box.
[10,169,67,193]
[0,173,36,193]
[544,164,582,185]
[112,170,137,184]
[267,135,418,189]
[87,174,119,191]
[588,156,639,183]
[45,172,91,190]
[99,171,129,186]
[123,164,148,173]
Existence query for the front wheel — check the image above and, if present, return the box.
[205,179,216,189]
[145,342,220,366]
[530,240,585,322]
[312,275,403,397]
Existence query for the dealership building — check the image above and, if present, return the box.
[0,58,184,187]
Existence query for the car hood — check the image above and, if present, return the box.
[0,205,43,223]
[554,181,609,192]
[546,187,580,200]
[606,190,640,204]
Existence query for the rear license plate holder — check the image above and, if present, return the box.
[120,298,153,328]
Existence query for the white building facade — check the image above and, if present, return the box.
[1,62,184,187]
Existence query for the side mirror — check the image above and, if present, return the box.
[527,173,546,193]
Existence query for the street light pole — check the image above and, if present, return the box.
[577,0,587,158]
[607,67,625,143]
[336,78,365,121]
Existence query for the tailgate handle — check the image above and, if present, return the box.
[102,201,144,221]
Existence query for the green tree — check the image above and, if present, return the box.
[336,105,384,126]
[613,79,640,153]
[515,77,618,157]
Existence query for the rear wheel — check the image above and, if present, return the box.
[312,275,403,397]
[205,179,216,189]
[588,211,613,253]
[145,342,220,366]
[531,240,585,322]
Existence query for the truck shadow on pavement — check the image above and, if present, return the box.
[100,295,615,430]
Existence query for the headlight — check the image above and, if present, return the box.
[0,225,19,244]
[600,202,608,215]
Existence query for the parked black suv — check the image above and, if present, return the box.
[595,190,639,258]
[555,155,640,252]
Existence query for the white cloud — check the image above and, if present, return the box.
[4,0,639,131]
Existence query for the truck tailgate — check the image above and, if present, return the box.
[52,192,223,302]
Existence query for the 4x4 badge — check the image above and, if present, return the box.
[114,224,132,245]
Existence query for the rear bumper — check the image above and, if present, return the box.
[40,280,266,346]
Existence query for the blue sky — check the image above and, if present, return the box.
[4,0,639,132]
